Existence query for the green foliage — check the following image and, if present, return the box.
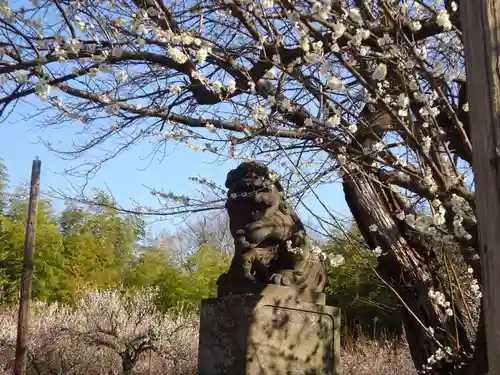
[0,191,67,303]
[125,245,174,287]
[153,245,231,312]
[325,226,402,340]
[122,244,230,313]
[56,198,145,300]
[178,245,231,307]
[0,185,145,304]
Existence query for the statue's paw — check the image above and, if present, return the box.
[239,242,251,250]
[270,273,291,286]
[245,274,257,282]
[243,268,257,282]
[244,221,264,232]
[279,269,294,278]
[270,273,282,285]
[235,237,251,249]
[280,276,291,286]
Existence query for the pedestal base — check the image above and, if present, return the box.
[197,285,340,375]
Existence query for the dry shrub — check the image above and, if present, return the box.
[341,338,416,375]
[0,288,416,375]
[0,287,198,375]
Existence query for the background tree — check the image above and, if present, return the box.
[0,187,67,303]
[57,194,145,298]
[0,160,7,214]
[0,187,147,303]
[0,1,482,373]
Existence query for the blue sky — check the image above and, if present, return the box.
[0,101,350,235]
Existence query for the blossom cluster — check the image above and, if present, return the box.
[285,240,345,268]
[423,345,453,371]
[428,289,453,317]
[467,267,482,299]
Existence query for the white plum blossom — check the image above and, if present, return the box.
[444,68,460,82]
[0,4,485,362]
[14,69,29,83]
[251,104,268,120]
[436,10,452,31]
[226,80,236,93]
[432,201,446,226]
[326,114,341,127]
[285,242,344,267]
[304,117,314,127]
[396,94,409,108]
[422,136,432,153]
[347,124,358,134]
[372,63,387,81]
[116,69,128,83]
[260,0,274,10]
[471,278,482,299]
[0,289,198,375]
[168,46,188,64]
[327,76,346,91]
[205,122,216,132]
[279,98,293,112]
[409,21,422,32]
[348,8,363,24]
[372,246,383,257]
[265,70,277,79]
[196,46,211,64]
[372,142,384,152]
[377,33,393,46]
[111,45,123,58]
[35,78,51,98]
[328,253,345,267]
[405,214,416,226]
[169,85,181,95]
[331,22,346,40]
[425,346,453,370]
[433,60,445,77]
[212,80,223,93]
[429,289,453,317]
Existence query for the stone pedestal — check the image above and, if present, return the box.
[197,285,340,375]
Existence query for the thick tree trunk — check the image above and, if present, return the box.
[342,166,474,374]
[457,308,488,375]
[121,351,136,375]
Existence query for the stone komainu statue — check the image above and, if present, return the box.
[216,161,326,296]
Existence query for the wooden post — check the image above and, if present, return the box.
[461,1,500,373]
[13,158,41,375]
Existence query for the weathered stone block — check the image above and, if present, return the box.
[198,285,340,375]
